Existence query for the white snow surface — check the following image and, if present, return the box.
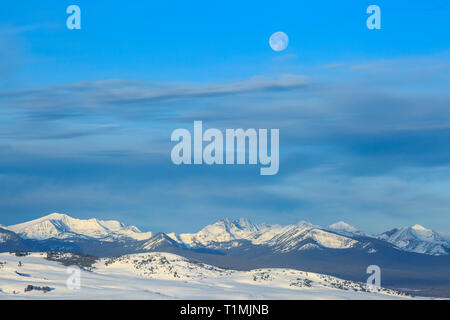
[0,252,426,300]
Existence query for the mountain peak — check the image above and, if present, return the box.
[141,232,179,250]
[212,218,262,233]
[328,221,358,233]
[295,220,314,228]
[40,212,72,220]
[233,218,262,232]
[411,224,427,231]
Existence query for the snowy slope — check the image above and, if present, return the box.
[7,213,152,241]
[0,252,424,300]
[0,229,9,243]
[0,229,17,243]
[0,227,28,251]
[1,229,15,243]
[378,225,450,256]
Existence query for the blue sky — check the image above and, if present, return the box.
[0,1,449,234]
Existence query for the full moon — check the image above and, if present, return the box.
[269,31,289,52]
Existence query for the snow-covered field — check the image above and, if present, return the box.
[0,252,428,300]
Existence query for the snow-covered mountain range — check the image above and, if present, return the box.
[1,213,449,256]
[166,217,448,256]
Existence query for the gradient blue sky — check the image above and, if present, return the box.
[0,0,449,235]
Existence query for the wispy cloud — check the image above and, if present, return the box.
[0,74,308,108]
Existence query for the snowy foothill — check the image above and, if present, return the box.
[0,252,428,300]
